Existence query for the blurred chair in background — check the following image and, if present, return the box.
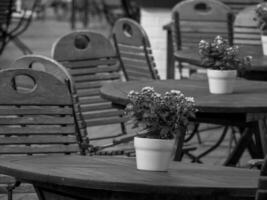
[171,0,234,78]
[0,0,39,55]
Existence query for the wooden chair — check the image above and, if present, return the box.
[233,6,262,55]
[219,0,264,14]
[0,0,38,55]
[171,0,234,76]
[11,54,72,83]
[0,68,88,200]
[51,31,132,154]
[112,17,160,81]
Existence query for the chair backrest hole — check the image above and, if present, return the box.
[12,74,37,94]
[194,2,211,13]
[29,61,46,71]
[123,23,133,38]
[74,34,90,49]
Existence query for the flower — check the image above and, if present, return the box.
[198,35,252,71]
[255,2,267,31]
[125,87,197,139]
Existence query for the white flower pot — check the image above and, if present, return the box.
[261,35,267,56]
[207,69,237,94]
[134,137,175,171]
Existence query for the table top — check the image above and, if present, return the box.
[100,79,267,113]
[0,155,259,196]
[174,49,267,71]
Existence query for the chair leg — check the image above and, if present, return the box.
[7,180,21,200]
[12,37,33,55]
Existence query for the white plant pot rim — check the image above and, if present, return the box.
[207,69,237,79]
[134,137,175,150]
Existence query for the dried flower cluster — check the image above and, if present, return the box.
[199,36,252,71]
[126,87,196,139]
[255,2,267,31]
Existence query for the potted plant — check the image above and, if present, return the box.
[126,87,196,171]
[199,36,251,94]
[255,2,267,55]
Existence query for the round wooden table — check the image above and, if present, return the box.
[0,155,259,200]
[100,79,267,166]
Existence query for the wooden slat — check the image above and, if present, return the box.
[121,58,153,68]
[80,102,113,112]
[120,52,149,61]
[85,116,128,126]
[234,39,262,45]
[61,58,118,69]
[77,88,99,97]
[0,126,76,135]
[126,70,153,79]
[79,96,108,104]
[70,65,119,76]
[0,116,74,125]
[234,27,260,34]
[0,106,72,115]
[234,33,261,40]
[73,73,121,82]
[118,44,152,54]
[0,145,79,154]
[82,109,124,119]
[125,66,153,75]
[75,81,102,89]
[0,136,77,145]
[180,32,229,40]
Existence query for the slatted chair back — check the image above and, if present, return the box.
[0,68,87,199]
[233,6,263,55]
[256,156,267,200]
[51,31,128,139]
[219,0,263,14]
[112,18,160,81]
[172,0,234,51]
[0,68,85,155]
[11,55,88,146]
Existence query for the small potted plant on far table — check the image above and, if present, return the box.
[126,87,196,171]
[255,2,267,55]
[199,36,252,94]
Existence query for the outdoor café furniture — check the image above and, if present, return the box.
[0,68,88,200]
[11,54,72,83]
[0,0,38,55]
[233,6,262,55]
[171,0,234,78]
[52,31,135,154]
[0,155,261,200]
[100,79,267,166]
[219,0,263,14]
[112,17,160,80]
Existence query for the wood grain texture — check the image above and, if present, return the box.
[112,18,160,81]
[219,0,263,14]
[52,31,128,135]
[0,155,260,197]
[100,79,267,113]
[0,68,86,197]
[233,6,262,54]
